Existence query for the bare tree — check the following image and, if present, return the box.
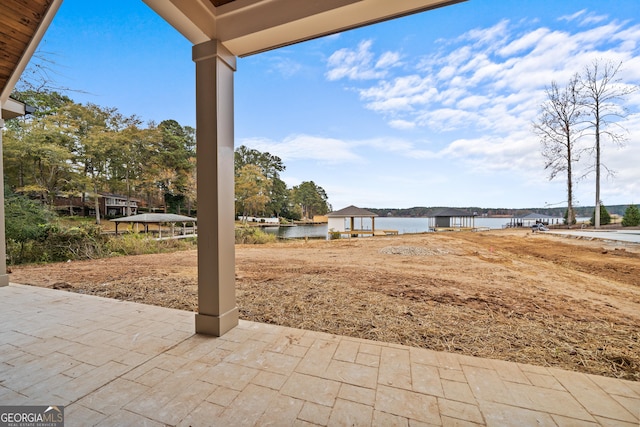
[580,59,637,228]
[534,75,584,227]
[15,50,86,96]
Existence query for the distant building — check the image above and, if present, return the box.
[242,216,279,224]
[99,192,138,217]
[508,213,562,228]
[328,205,378,234]
[428,208,476,231]
[53,192,138,218]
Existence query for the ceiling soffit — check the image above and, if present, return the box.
[0,0,55,102]
[209,0,235,6]
[143,0,465,57]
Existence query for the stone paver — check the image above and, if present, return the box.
[1,283,638,426]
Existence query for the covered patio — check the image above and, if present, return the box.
[3,2,640,426]
[1,284,638,426]
[1,0,468,336]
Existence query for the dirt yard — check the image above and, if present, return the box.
[10,229,640,381]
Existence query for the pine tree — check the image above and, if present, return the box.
[622,205,640,227]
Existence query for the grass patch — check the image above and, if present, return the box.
[235,226,277,244]
[107,233,197,256]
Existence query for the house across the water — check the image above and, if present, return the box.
[54,192,138,218]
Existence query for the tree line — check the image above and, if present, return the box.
[366,204,635,219]
[533,59,638,227]
[234,145,330,221]
[4,90,330,223]
[5,90,196,223]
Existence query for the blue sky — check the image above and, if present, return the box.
[33,0,640,210]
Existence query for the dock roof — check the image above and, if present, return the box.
[111,213,197,223]
[515,213,560,220]
[328,205,378,218]
[431,208,474,217]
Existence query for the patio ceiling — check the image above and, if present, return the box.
[143,0,465,57]
[0,0,60,102]
[0,0,62,117]
[0,0,466,100]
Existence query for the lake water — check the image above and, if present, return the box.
[263,217,513,239]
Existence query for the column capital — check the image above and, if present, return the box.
[192,39,236,71]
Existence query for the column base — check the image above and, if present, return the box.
[195,307,239,336]
[0,274,8,287]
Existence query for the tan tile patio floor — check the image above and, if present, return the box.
[1,283,638,426]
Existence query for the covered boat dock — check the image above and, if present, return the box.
[428,208,476,231]
[111,213,197,239]
[327,205,398,238]
[508,212,563,228]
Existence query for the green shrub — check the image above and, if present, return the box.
[107,233,196,256]
[235,226,277,244]
[6,212,197,264]
[38,224,109,262]
[106,233,158,255]
[622,204,640,227]
[7,222,109,264]
[6,239,40,265]
[5,191,54,263]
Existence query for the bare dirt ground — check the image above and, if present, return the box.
[10,229,640,381]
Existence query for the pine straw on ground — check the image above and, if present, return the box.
[237,273,638,382]
[11,230,640,381]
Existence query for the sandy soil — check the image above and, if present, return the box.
[10,229,640,381]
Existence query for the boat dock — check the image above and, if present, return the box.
[332,229,399,238]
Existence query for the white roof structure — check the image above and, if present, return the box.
[111,213,197,223]
[515,213,561,220]
[328,205,378,218]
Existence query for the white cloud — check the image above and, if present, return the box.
[375,51,402,69]
[241,133,443,165]
[360,75,437,113]
[356,137,417,154]
[388,119,416,130]
[240,135,363,164]
[560,10,610,27]
[269,56,303,78]
[461,19,510,48]
[344,18,635,132]
[456,95,490,110]
[558,9,587,22]
[325,40,402,81]
[498,28,551,57]
[320,12,640,205]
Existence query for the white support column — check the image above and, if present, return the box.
[192,39,239,336]
[0,117,8,286]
